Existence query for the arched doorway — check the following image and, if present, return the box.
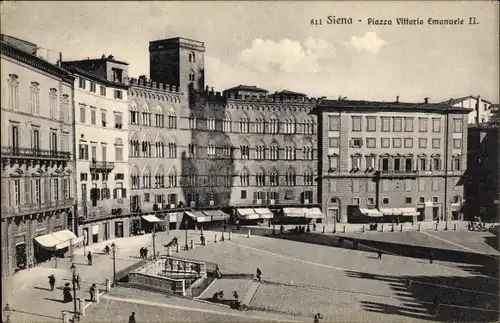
[327,197,341,225]
[451,196,463,220]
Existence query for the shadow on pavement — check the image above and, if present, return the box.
[344,269,499,322]
[33,286,52,291]
[43,297,66,304]
[12,309,62,320]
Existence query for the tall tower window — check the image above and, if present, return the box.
[189,52,196,63]
[189,71,195,82]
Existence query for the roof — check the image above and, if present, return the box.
[274,90,307,97]
[224,85,268,93]
[312,99,473,115]
[63,57,129,66]
[63,65,129,89]
[441,96,492,105]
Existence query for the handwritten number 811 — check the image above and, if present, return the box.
[311,19,323,25]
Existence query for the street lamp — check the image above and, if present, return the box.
[70,263,79,322]
[184,220,189,251]
[111,242,117,287]
[152,223,157,259]
[3,303,12,323]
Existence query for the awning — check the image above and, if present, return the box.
[34,230,78,250]
[359,208,383,217]
[253,208,274,219]
[282,208,306,218]
[303,208,324,219]
[142,214,163,223]
[191,211,211,223]
[236,208,260,220]
[167,212,178,223]
[380,208,419,216]
[202,210,230,221]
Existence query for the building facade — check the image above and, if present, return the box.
[446,95,495,124]
[313,98,470,225]
[62,57,130,245]
[1,36,76,276]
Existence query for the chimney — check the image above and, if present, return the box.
[58,52,62,67]
[424,97,429,104]
[396,95,399,103]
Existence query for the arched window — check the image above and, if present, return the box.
[285,168,297,186]
[303,146,313,160]
[207,144,216,158]
[240,167,250,187]
[155,166,165,188]
[142,133,152,158]
[452,154,461,171]
[206,116,216,130]
[7,74,19,111]
[189,52,196,63]
[189,113,196,129]
[256,141,266,160]
[270,142,279,160]
[155,134,165,158]
[142,166,152,188]
[189,71,195,82]
[223,114,231,132]
[188,170,197,186]
[269,116,279,134]
[239,116,250,133]
[141,103,151,126]
[255,116,265,133]
[303,168,314,186]
[256,168,266,186]
[240,139,250,160]
[49,88,58,119]
[155,105,164,127]
[168,108,177,128]
[130,165,140,189]
[285,142,296,160]
[168,167,177,187]
[129,132,140,157]
[130,101,139,125]
[224,167,232,187]
[270,168,279,186]
[188,143,197,158]
[168,137,177,159]
[208,168,217,186]
[30,82,40,114]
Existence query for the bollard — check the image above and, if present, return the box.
[167,246,172,256]
[190,239,194,249]
[418,224,421,231]
[322,225,325,234]
[176,243,180,253]
[228,232,232,240]
[435,223,438,231]
[105,279,111,292]
[247,230,251,238]
[453,223,457,231]
[62,312,70,323]
[381,224,384,232]
[400,224,403,232]
[362,225,365,233]
[95,288,100,303]
[79,298,85,317]
[214,234,218,243]
[343,225,346,233]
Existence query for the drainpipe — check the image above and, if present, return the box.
[70,73,78,235]
[444,111,449,230]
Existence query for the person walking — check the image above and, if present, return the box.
[129,311,136,323]
[140,247,144,259]
[48,274,56,291]
[255,268,262,282]
[314,313,323,323]
[89,283,97,302]
[63,283,73,303]
[74,273,81,290]
[87,252,93,266]
[377,250,382,259]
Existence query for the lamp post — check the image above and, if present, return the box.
[152,223,157,259]
[184,220,189,251]
[70,263,79,322]
[3,303,12,323]
[111,242,116,287]
[272,216,276,235]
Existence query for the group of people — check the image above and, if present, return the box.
[289,226,308,234]
[48,273,99,303]
[139,247,149,259]
[212,290,242,309]
[369,222,379,231]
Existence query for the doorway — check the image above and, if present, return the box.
[15,243,27,270]
[104,222,110,240]
[115,221,124,238]
[433,207,440,221]
[83,228,89,245]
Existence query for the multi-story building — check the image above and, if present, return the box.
[312,98,471,225]
[62,57,130,245]
[127,37,320,225]
[445,95,495,124]
[465,123,499,222]
[1,35,76,276]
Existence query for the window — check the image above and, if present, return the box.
[351,155,361,169]
[189,52,196,63]
[303,172,314,186]
[405,179,412,191]
[404,138,413,148]
[419,178,426,191]
[7,74,19,110]
[452,157,461,171]
[188,144,197,157]
[366,155,375,169]
[168,142,177,158]
[114,90,123,99]
[189,114,196,129]
[239,118,250,133]
[112,68,123,83]
[53,179,59,201]
[269,170,279,186]
[100,86,106,96]
[382,197,389,205]
[284,146,295,160]
[405,197,412,204]
[241,190,247,199]
[432,157,441,171]
[101,145,107,161]
[115,146,123,161]
[329,180,337,193]
[432,179,439,191]
[381,117,390,132]
[367,197,375,205]
[393,138,402,148]
[101,110,107,127]
[207,144,216,158]
[285,171,296,186]
[168,169,177,187]
[419,196,425,203]
[350,138,362,148]
[269,145,279,160]
[222,146,231,159]
[352,117,362,131]
[79,143,89,160]
[404,117,413,132]
[256,171,266,186]
[91,108,96,125]
[381,157,389,171]
[352,198,360,205]
[115,112,123,129]
[381,138,390,148]
[432,196,439,203]
[419,118,428,132]
[34,178,41,203]
[168,110,177,128]
[352,179,360,192]
[303,147,313,160]
[12,179,21,206]
[393,117,402,132]
[206,117,216,130]
[49,88,57,119]
[189,72,195,82]
[432,118,441,132]
[329,116,340,131]
[269,118,279,134]
[240,170,250,187]
[155,112,164,128]
[393,157,401,171]
[223,116,232,132]
[419,138,427,148]
[79,78,86,89]
[366,138,376,148]
[303,119,314,134]
[79,104,86,123]
[284,119,296,134]
[419,158,427,171]
[240,145,249,159]
[91,145,97,160]
[329,138,339,148]
[90,82,96,93]
[328,155,339,171]
[432,138,440,149]
[31,128,40,150]
[142,111,151,126]
[30,82,40,114]
[366,117,376,131]
[453,139,461,149]
[453,118,463,133]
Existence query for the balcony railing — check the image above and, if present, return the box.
[89,161,115,170]
[1,147,71,160]
[1,198,74,217]
[380,169,418,175]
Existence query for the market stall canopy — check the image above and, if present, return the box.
[236,208,260,220]
[34,229,78,250]
[142,214,163,223]
[359,208,383,217]
[379,208,419,216]
[202,210,230,221]
[303,207,324,219]
[191,211,211,223]
[253,208,273,219]
[282,208,306,218]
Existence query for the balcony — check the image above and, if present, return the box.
[379,169,418,178]
[1,198,74,218]
[1,147,71,160]
[89,160,115,171]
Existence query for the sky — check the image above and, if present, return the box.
[1,1,499,102]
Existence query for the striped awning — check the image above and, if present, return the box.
[303,207,324,219]
[35,230,78,250]
[142,214,163,223]
[359,208,383,217]
[236,208,260,220]
[202,210,230,221]
[380,208,419,216]
[187,211,212,223]
[254,208,274,219]
[282,208,306,218]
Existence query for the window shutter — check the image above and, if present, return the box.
[122,188,127,198]
[96,189,101,200]
[101,188,105,199]
[113,189,117,199]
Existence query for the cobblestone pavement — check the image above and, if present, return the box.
[198,278,253,300]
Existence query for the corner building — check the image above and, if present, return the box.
[313,99,470,225]
[62,57,130,245]
[1,35,76,276]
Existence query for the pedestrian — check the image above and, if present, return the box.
[280,224,284,235]
[140,247,144,259]
[313,223,317,232]
[87,252,93,266]
[429,251,434,264]
[200,235,205,246]
[256,268,262,282]
[89,283,97,302]
[74,273,81,290]
[48,274,56,291]
[233,291,239,300]
[223,223,227,232]
[377,250,382,259]
[314,313,323,323]
[129,311,136,323]
[63,283,72,303]
[144,248,148,259]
